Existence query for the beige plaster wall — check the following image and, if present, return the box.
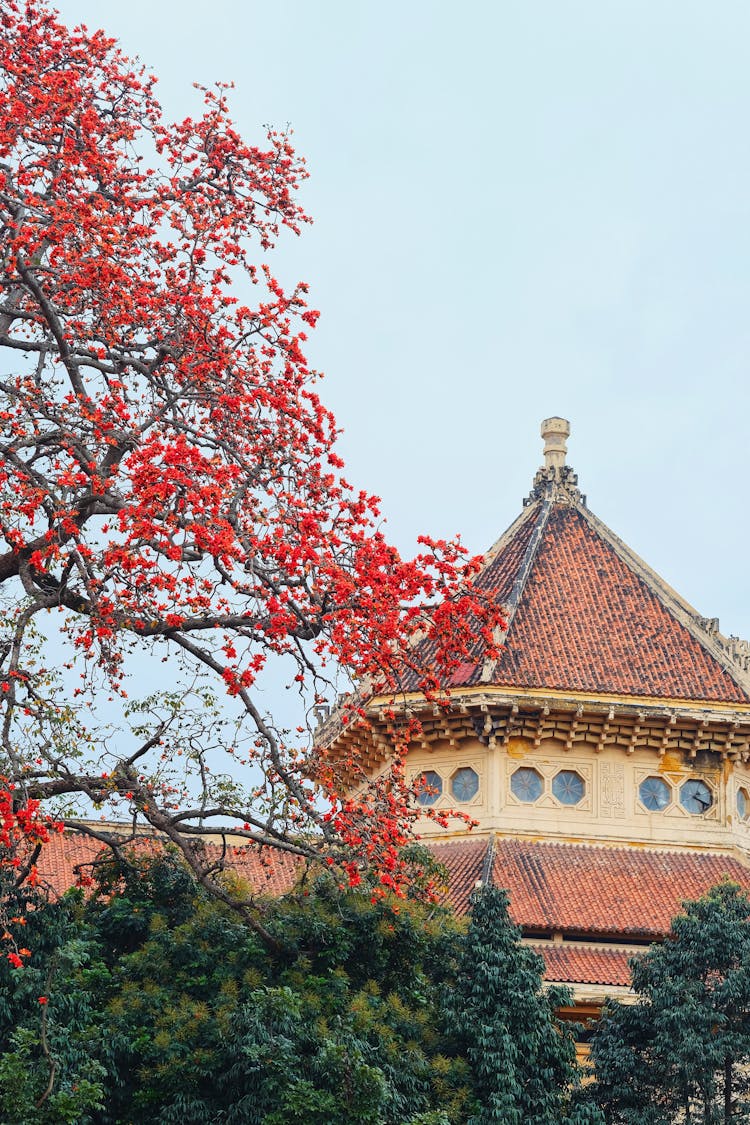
[409,735,750,850]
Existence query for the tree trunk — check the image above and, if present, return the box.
[724,1057,732,1124]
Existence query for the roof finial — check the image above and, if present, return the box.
[541,417,570,471]
[524,417,585,508]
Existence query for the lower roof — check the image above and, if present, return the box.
[36,831,750,941]
[427,835,750,939]
[33,830,750,990]
[34,831,302,898]
[533,943,633,988]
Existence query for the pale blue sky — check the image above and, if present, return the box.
[54,1,750,645]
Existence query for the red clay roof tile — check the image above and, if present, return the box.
[401,513,536,690]
[485,506,748,702]
[36,831,485,914]
[405,497,749,702]
[33,832,302,898]
[224,844,302,896]
[35,832,103,895]
[35,832,750,989]
[532,943,634,988]
[492,838,750,938]
[474,511,538,605]
[420,836,489,914]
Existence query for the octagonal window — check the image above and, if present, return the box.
[738,787,750,821]
[639,776,671,812]
[510,767,543,803]
[680,778,713,815]
[416,770,442,806]
[552,769,585,806]
[451,767,479,802]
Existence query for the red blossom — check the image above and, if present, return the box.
[0,781,59,965]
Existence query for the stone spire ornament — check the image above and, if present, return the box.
[541,416,570,471]
[524,416,586,507]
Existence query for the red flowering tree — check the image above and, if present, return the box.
[0,1,500,938]
[0,782,62,966]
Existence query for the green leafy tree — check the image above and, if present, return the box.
[81,850,472,1124]
[442,885,595,1125]
[0,872,106,1123]
[589,881,750,1124]
[0,851,614,1123]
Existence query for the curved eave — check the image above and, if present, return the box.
[366,683,750,723]
[320,686,750,784]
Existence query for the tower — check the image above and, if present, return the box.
[328,419,750,1024]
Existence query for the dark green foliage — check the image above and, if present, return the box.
[0,872,106,1123]
[0,848,470,1124]
[94,865,471,1124]
[89,848,199,959]
[442,885,595,1125]
[0,850,596,1123]
[588,881,750,1124]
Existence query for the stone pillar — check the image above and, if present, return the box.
[541,417,570,471]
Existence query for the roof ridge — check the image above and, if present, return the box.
[528,940,636,953]
[425,836,489,853]
[479,502,538,571]
[479,832,496,886]
[573,501,750,697]
[479,496,554,683]
[501,837,747,859]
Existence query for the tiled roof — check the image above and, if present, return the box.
[422,837,750,941]
[472,505,750,702]
[403,491,749,703]
[33,831,301,899]
[424,836,489,914]
[492,838,750,938]
[532,943,634,988]
[399,511,536,690]
[225,844,302,896]
[35,831,103,895]
[34,831,750,989]
[473,510,537,609]
[36,830,487,917]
